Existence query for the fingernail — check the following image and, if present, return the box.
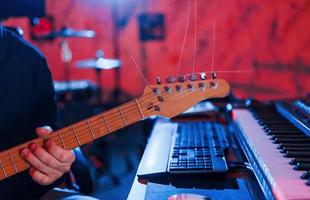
[30,143,37,151]
[45,140,52,147]
[21,149,29,157]
[29,167,35,175]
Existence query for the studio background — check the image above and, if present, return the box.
[4,0,310,100]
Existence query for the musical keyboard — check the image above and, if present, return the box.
[233,104,310,200]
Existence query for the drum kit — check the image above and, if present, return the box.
[43,27,122,105]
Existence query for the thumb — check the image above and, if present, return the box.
[36,126,53,138]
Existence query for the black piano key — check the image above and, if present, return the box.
[294,163,310,170]
[301,171,310,179]
[290,158,310,165]
[281,147,310,153]
[278,143,310,149]
[284,151,310,158]
[274,138,310,144]
[266,130,303,135]
[271,135,307,140]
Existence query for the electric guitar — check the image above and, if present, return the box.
[0,74,230,181]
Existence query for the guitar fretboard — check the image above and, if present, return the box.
[0,98,144,180]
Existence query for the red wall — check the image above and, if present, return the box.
[4,0,310,100]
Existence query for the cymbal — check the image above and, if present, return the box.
[76,58,121,70]
[41,27,96,39]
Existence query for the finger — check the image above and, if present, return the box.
[29,167,54,185]
[36,126,53,138]
[28,143,69,173]
[45,140,75,163]
[21,148,60,177]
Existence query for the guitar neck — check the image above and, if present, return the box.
[0,98,145,181]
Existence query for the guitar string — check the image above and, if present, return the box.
[117,35,153,91]
[176,0,191,76]
[1,83,204,160]
[47,79,215,142]
[192,0,197,74]
[0,78,210,164]
[0,70,252,172]
[0,86,207,170]
[0,75,237,166]
[211,21,216,73]
[1,9,250,175]
[1,7,247,173]
[0,88,199,172]
[0,89,202,172]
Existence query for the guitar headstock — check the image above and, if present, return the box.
[139,73,230,119]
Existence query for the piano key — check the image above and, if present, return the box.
[284,151,310,158]
[301,171,310,179]
[274,138,310,144]
[294,163,310,171]
[278,143,310,149]
[266,130,302,135]
[290,158,310,165]
[234,109,310,199]
[280,147,310,153]
[271,135,307,140]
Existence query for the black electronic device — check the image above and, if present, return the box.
[168,122,228,173]
[137,120,229,179]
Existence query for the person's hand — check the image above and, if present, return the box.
[20,126,75,185]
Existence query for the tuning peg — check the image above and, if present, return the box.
[166,76,175,84]
[188,73,198,81]
[176,85,183,92]
[153,87,160,95]
[210,81,218,89]
[199,83,206,90]
[177,75,185,82]
[200,72,206,80]
[154,105,161,111]
[164,86,173,93]
[187,83,195,91]
[211,72,216,79]
[156,77,161,85]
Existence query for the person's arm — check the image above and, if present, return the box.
[20,59,75,185]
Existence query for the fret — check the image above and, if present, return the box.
[135,99,144,119]
[58,131,66,149]
[87,120,96,140]
[101,113,111,133]
[72,126,81,145]
[0,158,7,177]
[8,151,17,173]
[118,106,127,126]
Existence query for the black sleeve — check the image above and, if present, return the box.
[34,58,58,130]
